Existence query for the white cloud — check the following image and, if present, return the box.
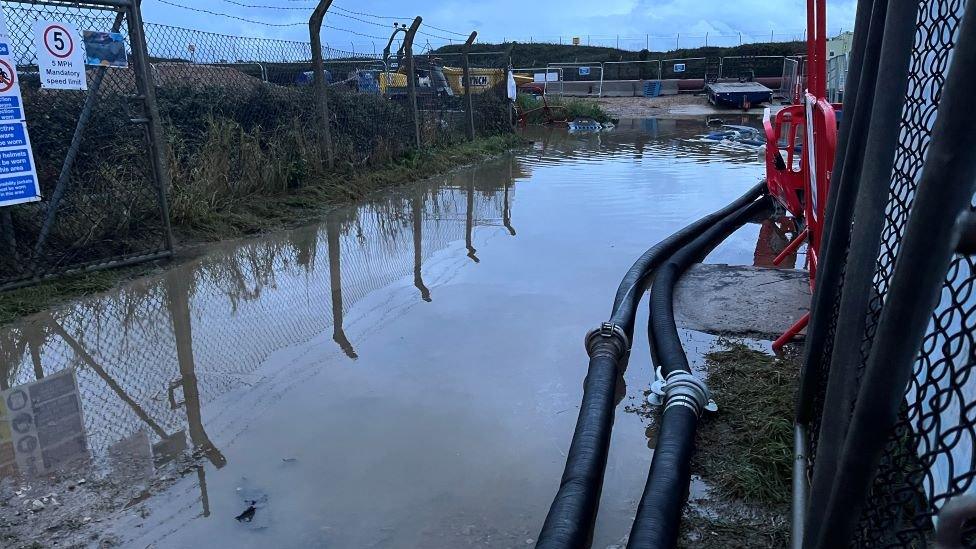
[139,0,858,50]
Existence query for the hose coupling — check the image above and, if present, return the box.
[584,322,630,359]
[647,368,718,418]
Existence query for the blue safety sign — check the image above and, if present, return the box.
[0,12,40,207]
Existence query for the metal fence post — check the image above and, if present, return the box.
[462,31,478,141]
[404,17,423,149]
[309,0,336,170]
[126,0,176,254]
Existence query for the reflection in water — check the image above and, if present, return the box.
[466,169,480,263]
[327,215,357,359]
[165,270,226,470]
[0,156,524,490]
[523,118,763,166]
[412,191,432,302]
[754,217,800,269]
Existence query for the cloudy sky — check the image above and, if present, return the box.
[141,0,858,52]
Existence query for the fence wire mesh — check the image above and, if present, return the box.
[801,0,974,546]
[0,2,169,287]
[0,1,513,290]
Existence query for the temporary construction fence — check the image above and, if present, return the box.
[719,55,792,80]
[826,53,848,103]
[602,60,662,82]
[536,55,802,98]
[795,0,976,547]
[779,57,802,101]
[546,62,605,97]
[0,0,512,291]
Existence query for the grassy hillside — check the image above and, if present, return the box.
[434,41,806,68]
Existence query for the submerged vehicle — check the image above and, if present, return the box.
[703,124,766,146]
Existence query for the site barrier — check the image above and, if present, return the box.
[540,56,796,97]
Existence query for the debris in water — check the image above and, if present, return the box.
[28,499,45,512]
[567,118,615,133]
[235,503,257,523]
[234,478,270,529]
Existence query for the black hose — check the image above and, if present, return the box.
[627,405,699,547]
[627,196,772,549]
[537,345,627,549]
[537,183,768,549]
[610,181,768,337]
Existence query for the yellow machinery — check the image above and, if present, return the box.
[377,71,408,95]
[440,67,531,95]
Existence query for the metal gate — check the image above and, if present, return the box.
[0,0,173,290]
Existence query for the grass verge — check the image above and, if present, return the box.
[697,341,796,505]
[0,133,525,325]
[677,339,799,548]
[174,133,524,240]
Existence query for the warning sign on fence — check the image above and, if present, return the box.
[33,20,88,90]
[0,12,40,207]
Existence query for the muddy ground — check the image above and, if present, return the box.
[594,95,783,120]
[0,452,209,548]
[623,339,797,548]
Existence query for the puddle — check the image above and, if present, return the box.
[0,118,785,548]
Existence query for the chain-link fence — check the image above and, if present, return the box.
[0,1,172,290]
[410,51,510,147]
[0,1,513,291]
[796,0,975,547]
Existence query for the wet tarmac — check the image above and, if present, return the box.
[0,119,789,548]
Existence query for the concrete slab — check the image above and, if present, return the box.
[673,264,810,338]
[659,80,680,96]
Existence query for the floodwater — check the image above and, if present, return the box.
[0,118,780,548]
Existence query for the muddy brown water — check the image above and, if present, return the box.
[0,118,775,548]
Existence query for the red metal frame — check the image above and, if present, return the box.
[763,105,807,217]
[768,0,838,351]
[515,94,568,127]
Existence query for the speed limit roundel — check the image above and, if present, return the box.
[43,24,73,59]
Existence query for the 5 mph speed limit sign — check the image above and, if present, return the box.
[33,20,87,90]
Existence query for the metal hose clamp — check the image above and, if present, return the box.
[646,368,718,417]
[584,322,630,359]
